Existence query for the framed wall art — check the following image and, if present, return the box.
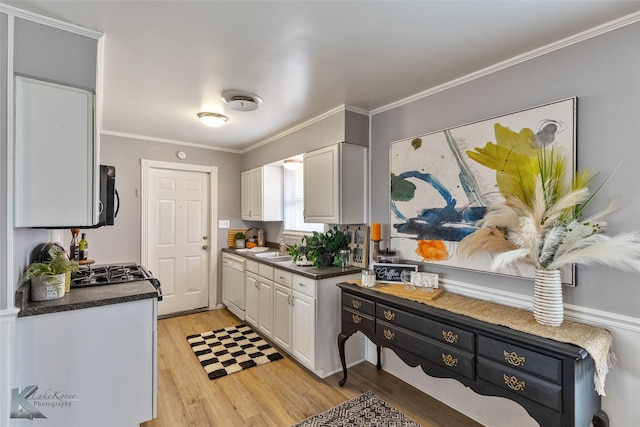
[389,98,576,284]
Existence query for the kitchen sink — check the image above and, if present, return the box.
[254,252,293,262]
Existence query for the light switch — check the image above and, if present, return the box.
[218,220,230,228]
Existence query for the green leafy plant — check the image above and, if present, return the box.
[234,232,246,240]
[22,249,79,290]
[287,226,349,267]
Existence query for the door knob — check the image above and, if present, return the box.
[202,245,209,250]
[203,236,208,240]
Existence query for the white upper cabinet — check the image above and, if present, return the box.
[303,143,367,224]
[12,16,102,227]
[241,166,283,221]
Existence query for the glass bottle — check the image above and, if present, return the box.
[69,229,80,261]
[79,232,88,261]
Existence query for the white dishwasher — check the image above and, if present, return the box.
[223,253,246,320]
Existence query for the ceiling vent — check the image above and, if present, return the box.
[222,90,263,112]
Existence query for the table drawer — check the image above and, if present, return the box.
[478,335,562,383]
[377,304,474,352]
[343,292,375,316]
[478,357,562,411]
[342,308,375,333]
[377,320,475,380]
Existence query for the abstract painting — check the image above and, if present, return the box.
[389,98,576,283]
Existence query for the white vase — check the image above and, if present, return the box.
[533,269,563,327]
[31,273,66,301]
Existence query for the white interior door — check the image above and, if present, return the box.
[147,167,210,316]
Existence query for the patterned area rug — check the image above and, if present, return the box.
[187,324,283,380]
[292,391,421,427]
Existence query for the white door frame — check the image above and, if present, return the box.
[141,159,219,310]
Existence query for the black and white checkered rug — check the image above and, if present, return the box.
[187,324,283,380]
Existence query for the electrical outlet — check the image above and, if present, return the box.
[218,220,230,229]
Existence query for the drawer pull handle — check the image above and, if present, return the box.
[352,314,362,324]
[504,351,526,367]
[383,329,395,341]
[383,310,395,321]
[503,374,525,392]
[442,353,458,367]
[442,330,459,344]
[352,299,362,309]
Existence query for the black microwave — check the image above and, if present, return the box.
[97,165,119,227]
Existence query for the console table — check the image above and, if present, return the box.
[337,282,609,427]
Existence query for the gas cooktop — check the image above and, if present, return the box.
[71,262,163,300]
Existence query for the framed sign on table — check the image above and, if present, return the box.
[389,98,576,284]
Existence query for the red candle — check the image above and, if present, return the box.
[371,223,381,241]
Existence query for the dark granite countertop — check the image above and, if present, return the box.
[15,281,158,318]
[222,247,363,280]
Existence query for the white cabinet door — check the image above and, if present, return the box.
[257,278,274,338]
[249,168,263,219]
[303,144,340,223]
[273,283,292,353]
[292,290,316,370]
[303,143,366,224]
[245,272,259,326]
[241,170,252,219]
[240,166,283,221]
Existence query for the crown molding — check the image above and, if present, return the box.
[100,130,243,154]
[371,11,640,116]
[0,3,103,39]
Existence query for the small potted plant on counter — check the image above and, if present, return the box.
[234,232,246,249]
[22,248,79,301]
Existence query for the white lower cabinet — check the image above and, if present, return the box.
[14,299,157,427]
[242,262,366,378]
[292,288,316,369]
[245,271,259,326]
[245,262,274,339]
[273,283,292,353]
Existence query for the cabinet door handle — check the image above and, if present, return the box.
[442,330,458,344]
[503,374,525,391]
[383,329,395,341]
[352,314,362,324]
[442,353,458,367]
[504,351,526,367]
[352,299,362,309]
[383,310,395,321]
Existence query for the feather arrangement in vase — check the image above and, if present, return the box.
[458,149,640,274]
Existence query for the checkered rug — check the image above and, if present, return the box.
[187,324,283,380]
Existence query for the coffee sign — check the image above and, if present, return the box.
[371,263,418,284]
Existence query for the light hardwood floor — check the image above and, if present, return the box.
[142,308,483,427]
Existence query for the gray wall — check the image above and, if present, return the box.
[89,134,242,301]
[371,22,640,316]
[241,109,369,170]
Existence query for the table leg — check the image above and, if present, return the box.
[376,345,381,370]
[592,410,609,427]
[338,332,349,387]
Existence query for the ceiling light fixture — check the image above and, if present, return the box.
[283,159,302,171]
[222,90,263,111]
[197,112,228,127]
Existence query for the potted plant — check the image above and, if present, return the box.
[22,249,79,301]
[458,149,640,326]
[234,232,246,249]
[287,226,349,267]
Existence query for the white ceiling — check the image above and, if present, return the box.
[6,1,640,152]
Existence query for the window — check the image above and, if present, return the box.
[283,166,324,233]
